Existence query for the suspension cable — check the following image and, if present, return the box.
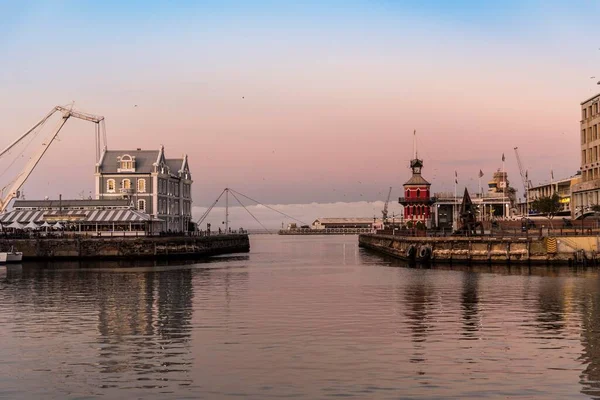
[196,188,226,226]
[229,188,309,226]
[229,191,272,234]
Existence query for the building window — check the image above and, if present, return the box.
[138,199,146,212]
[137,179,146,193]
[583,129,587,144]
[122,179,131,190]
[107,179,115,193]
[416,189,421,198]
[583,150,587,165]
[583,108,588,119]
[120,154,134,171]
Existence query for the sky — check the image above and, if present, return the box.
[1,1,599,227]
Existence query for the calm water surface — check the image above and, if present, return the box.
[1,235,600,399]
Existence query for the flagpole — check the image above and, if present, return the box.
[502,155,506,220]
[454,171,458,231]
[525,170,529,217]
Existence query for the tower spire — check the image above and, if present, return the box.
[413,129,417,159]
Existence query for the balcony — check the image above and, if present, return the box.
[398,197,436,204]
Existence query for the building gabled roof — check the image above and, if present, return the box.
[166,159,183,175]
[98,150,160,174]
[404,175,430,186]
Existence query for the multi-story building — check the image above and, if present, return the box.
[95,146,193,232]
[516,174,580,216]
[571,94,600,218]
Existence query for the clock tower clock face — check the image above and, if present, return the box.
[414,167,421,174]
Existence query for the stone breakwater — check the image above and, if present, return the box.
[0,234,250,260]
[359,234,600,264]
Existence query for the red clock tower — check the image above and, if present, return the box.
[399,131,432,226]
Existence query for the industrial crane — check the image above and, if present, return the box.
[513,147,532,196]
[382,186,392,227]
[0,105,107,213]
[514,147,532,215]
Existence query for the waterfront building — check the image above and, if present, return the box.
[516,174,580,216]
[95,146,193,232]
[398,151,433,228]
[571,93,600,218]
[0,199,156,235]
[431,192,513,230]
[312,218,382,230]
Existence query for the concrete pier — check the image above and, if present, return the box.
[359,234,600,264]
[0,234,250,260]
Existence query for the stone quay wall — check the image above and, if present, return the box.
[359,234,600,264]
[0,234,250,260]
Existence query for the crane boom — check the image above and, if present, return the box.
[382,186,392,224]
[0,106,106,214]
[513,147,532,196]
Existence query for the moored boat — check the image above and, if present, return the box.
[0,247,23,263]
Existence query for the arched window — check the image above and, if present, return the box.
[406,189,410,198]
[107,179,115,193]
[122,179,131,189]
[120,154,134,171]
[416,189,421,198]
[137,199,146,212]
[137,179,146,193]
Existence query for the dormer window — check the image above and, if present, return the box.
[117,154,136,172]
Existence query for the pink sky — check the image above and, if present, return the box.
[0,2,598,207]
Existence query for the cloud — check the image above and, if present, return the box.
[192,200,404,232]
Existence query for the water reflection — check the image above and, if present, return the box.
[460,271,480,340]
[403,271,434,366]
[579,283,600,398]
[95,269,194,387]
[6,237,600,398]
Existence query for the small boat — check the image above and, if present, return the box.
[0,247,23,263]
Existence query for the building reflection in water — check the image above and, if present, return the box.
[460,270,480,340]
[95,268,194,387]
[579,281,600,398]
[403,269,434,364]
[5,258,248,392]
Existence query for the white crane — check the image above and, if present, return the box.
[382,186,392,226]
[0,105,106,213]
[513,147,532,215]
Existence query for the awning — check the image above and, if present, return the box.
[0,208,153,224]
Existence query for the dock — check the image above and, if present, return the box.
[0,234,250,260]
[359,233,600,264]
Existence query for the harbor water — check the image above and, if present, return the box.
[1,235,600,399]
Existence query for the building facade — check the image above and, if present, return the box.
[572,94,600,218]
[516,174,580,217]
[398,156,432,227]
[95,146,193,232]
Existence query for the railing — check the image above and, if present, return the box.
[398,197,435,204]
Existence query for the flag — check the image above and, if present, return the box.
[525,170,528,179]
[502,153,505,162]
[455,170,458,184]
[551,170,554,180]
[479,169,484,178]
